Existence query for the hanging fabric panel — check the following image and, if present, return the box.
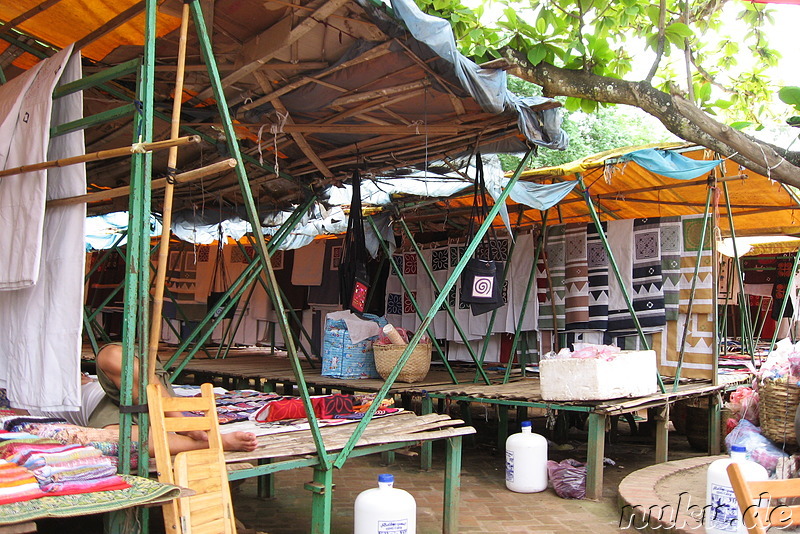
[564,223,590,331]
[536,224,566,332]
[586,221,609,331]
[0,48,84,410]
[660,216,683,320]
[679,214,714,314]
[605,219,634,332]
[630,217,666,328]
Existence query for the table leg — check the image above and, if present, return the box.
[257,458,274,498]
[586,412,606,500]
[421,395,433,471]
[497,404,509,451]
[443,436,463,534]
[307,467,333,534]
[708,395,721,455]
[654,405,669,463]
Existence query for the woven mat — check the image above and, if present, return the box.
[0,474,181,524]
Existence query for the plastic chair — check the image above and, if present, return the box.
[727,462,800,534]
[148,382,236,534]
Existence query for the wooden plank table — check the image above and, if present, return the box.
[223,411,475,534]
[400,378,725,500]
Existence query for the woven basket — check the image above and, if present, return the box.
[758,379,800,447]
[373,342,431,383]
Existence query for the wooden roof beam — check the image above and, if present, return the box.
[194,0,351,102]
[240,40,394,112]
[74,1,146,51]
[0,0,65,37]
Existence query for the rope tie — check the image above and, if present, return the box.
[409,120,424,135]
[130,143,147,154]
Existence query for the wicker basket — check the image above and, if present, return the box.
[758,379,800,447]
[373,342,431,383]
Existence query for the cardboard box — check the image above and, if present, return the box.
[539,350,658,401]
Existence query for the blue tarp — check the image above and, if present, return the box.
[618,148,722,180]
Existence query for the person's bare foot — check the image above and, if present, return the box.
[222,431,258,452]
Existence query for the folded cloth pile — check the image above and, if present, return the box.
[0,427,131,503]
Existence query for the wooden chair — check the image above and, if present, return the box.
[727,462,800,534]
[148,382,236,534]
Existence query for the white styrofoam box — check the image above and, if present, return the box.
[539,350,658,401]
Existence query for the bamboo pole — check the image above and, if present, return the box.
[147,2,191,385]
[0,135,200,179]
[46,158,236,208]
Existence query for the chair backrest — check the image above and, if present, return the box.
[148,382,236,534]
[727,462,800,534]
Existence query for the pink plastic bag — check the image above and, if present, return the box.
[546,459,586,499]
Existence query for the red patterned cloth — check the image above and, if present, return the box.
[252,395,354,422]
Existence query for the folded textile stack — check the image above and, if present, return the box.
[0,430,130,502]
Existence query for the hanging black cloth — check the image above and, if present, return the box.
[207,231,236,319]
[339,169,371,313]
[460,153,504,316]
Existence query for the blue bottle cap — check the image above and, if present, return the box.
[731,445,746,453]
[378,474,394,483]
[521,420,532,428]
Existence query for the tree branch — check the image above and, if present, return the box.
[645,0,667,83]
[501,47,800,188]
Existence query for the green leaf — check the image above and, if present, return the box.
[564,96,581,112]
[580,98,597,113]
[665,22,693,38]
[787,116,800,126]
[526,44,547,66]
[729,121,753,130]
[779,87,800,108]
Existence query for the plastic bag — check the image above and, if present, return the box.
[546,459,586,499]
[726,386,759,425]
[724,419,789,474]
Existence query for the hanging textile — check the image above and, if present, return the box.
[468,237,510,335]
[291,239,326,286]
[338,169,371,314]
[414,247,436,332]
[771,253,795,320]
[605,219,634,332]
[679,214,714,314]
[0,46,73,290]
[507,231,538,334]
[384,252,404,329]
[618,149,722,180]
[206,238,236,320]
[536,224,566,332]
[0,48,84,411]
[586,221,609,331]
[307,239,342,306]
[430,245,450,338]
[564,223,589,331]
[631,218,666,328]
[660,216,683,320]
[400,251,420,332]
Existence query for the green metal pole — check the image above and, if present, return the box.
[722,182,756,360]
[332,149,535,469]
[307,467,334,534]
[188,0,330,470]
[577,174,665,394]
[673,188,714,391]
[502,211,549,383]
[443,436,463,534]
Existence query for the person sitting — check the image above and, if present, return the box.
[87,343,258,454]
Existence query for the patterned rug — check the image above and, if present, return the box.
[0,474,180,524]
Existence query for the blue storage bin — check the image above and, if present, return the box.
[321,314,386,379]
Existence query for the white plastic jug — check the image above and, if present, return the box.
[505,419,548,493]
[354,474,416,534]
[705,445,769,534]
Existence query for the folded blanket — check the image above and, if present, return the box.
[40,475,130,496]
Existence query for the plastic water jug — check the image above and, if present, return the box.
[505,420,548,493]
[354,474,416,534]
[705,445,769,534]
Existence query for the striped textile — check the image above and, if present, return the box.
[536,224,566,331]
[679,214,714,314]
[586,221,609,331]
[564,223,589,331]
[659,216,682,320]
